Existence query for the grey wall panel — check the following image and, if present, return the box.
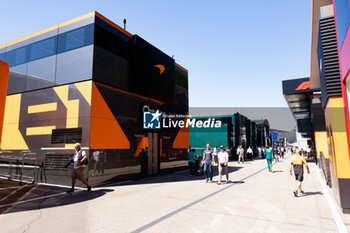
[8,64,27,94]
[26,55,57,90]
[55,45,93,84]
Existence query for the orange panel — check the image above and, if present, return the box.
[0,60,9,149]
[134,137,149,157]
[90,82,130,149]
[172,114,189,149]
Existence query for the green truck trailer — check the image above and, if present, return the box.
[189,113,259,160]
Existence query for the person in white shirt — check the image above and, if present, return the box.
[247,146,253,160]
[237,145,244,164]
[218,145,229,184]
[66,143,91,193]
[92,150,100,176]
[258,147,262,158]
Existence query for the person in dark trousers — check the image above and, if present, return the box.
[188,149,197,176]
[138,148,148,177]
[195,154,204,176]
[290,149,310,197]
[202,144,214,183]
[247,146,253,160]
[66,143,91,193]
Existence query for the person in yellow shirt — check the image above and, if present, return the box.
[290,150,310,197]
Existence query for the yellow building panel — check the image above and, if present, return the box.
[1,94,28,150]
[27,102,57,114]
[53,85,80,129]
[325,97,350,179]
[74,81,92,105]
[314,131,329,159]
[26,126,56,136]
[66,99,79,128]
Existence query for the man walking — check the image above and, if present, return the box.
[66,143,91,193]
[273,146,279,162]
[202,144,214,183]
[265,146,273,172]
[217,145,229,184]
[290,150,310,197]
[237,145,244,164]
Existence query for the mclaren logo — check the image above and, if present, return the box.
[154,64,165,75]
[295,81,310,91]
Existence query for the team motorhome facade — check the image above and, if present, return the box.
[0,12,189,186]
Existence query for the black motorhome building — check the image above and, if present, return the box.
[0,12,189,186]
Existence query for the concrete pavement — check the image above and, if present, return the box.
[0,154,349,233]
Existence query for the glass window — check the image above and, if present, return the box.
[5,47,28,67]
[58,24,94,53]
[0,53,5,61]
[26,56,56,91]
[66,28,85,50]
[30,37,56,61]
[15,47,27,65]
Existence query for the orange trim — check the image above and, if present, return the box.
[175,63,188,73]
[0,12,95,49]
[95,82,165,105]
[95,11,132,38]
[295,81,310,91]
[0,60,9,149]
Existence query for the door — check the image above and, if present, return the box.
[148,132,159,175]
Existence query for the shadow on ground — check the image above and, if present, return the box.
[1,183,113,215]
[101,165,243,187]
[302,191,323,196]
[272,170,284,173]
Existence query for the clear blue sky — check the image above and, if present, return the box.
[0,0,311,107]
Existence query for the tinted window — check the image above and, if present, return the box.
[58,24,94,53]
[30,37,56,61]
[94,24,130,59]
[66,28,85,50]
[93,46,129,90]
[0,53,4,61]
[15,47,27,64]
[6,47,28,67]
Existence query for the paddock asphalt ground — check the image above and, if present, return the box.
[0,153,349,233]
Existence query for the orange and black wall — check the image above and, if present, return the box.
[0,12,189,186]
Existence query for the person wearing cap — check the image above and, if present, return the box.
[217,145,229,184]
[290,149,310,197]
[66,143,91,193]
